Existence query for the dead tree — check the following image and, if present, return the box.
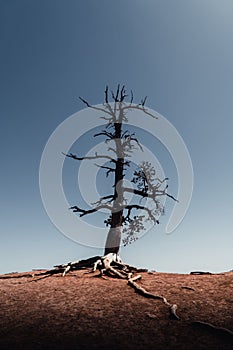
[65,85,177,255]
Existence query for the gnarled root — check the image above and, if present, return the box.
[128,274,180,320]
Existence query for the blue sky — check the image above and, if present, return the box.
[1,0,233,274]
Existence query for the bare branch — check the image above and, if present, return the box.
[105,85,109,104]
[79,96,90,107]
[130,90,133,104]
[120,85,128,102]
[124,204,155,222]
[123,187,153,199]
[63,152,117,163]
[69,204,112,216]
[99,115,114,122]
[122,104,158,119]
[79,96,113,117]
[116,84,120,101]
[111,84,120,102]
[91,194,115,206]
[156,177,169,183]
[121,130,130,138]
[128,136,143,152]
[94,130,115,139]
[123,187,178,202]
[141,96,147,106]
[94,163,115,177]
[107,146,117,154]
[123,205,159,225]
[156,190,179,202]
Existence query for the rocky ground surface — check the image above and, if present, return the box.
[0,268,232,349]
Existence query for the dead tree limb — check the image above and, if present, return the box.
[121,104,158,119]
[94,163,115,177]
[123,187,178,203]
[79,97,113,117]
[63,152,116,163]
[105,85,109,104]
[91,194,115,206]
[69,204,112,216]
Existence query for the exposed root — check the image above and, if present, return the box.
[106,266,128,279]
[190,271,225,275]
[128,274,180,320]
[29,275,52,282]
[169,304,180,320]
[0,273,34,279]
[190,271,213,275]
[181,286,195,291]
[192,321,233,338]
[0,254,148,281]
[1,257,232,340]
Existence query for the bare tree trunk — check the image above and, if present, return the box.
[104,119,124,255]
[104,169,124,254]
[104,226,121,255]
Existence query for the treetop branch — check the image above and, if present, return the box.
[79,96,113,117]
[122,104,158,119]
[105,85,109,104]
[130,90,134,104]
[141,96,147,106]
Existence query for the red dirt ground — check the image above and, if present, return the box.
[0,269,232,349]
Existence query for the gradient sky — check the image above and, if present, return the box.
[1,0,233,274]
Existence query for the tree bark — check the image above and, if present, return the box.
[104,222,122,255]
[104,159,124,255]
[104,118,124,255]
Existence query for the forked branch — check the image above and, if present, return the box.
[94,163,115,177]
[123,187,178,202]
[122,104,158,119]
[91,194,116,206]
[124,204,156,222]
